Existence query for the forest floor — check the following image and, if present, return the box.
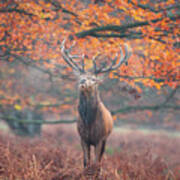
[0,124,180,180]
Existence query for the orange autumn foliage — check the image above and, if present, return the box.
[0,0,179,109]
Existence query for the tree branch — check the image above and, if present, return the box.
[112,104,180,114]
[0,8,35,16]
[1,103,179,125]
[162,86,179,105]
[46,0,78,17]
[8,52,74,81]
[113,85,180,114]
[115,74,180,83]
[76,14,180,38]
[129,1,180,13]
[0,115,77,124]
[88,32,143,39]
[0,1,78,20]
[130,1,180,13]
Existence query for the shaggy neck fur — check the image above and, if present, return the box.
[78,87,100,125]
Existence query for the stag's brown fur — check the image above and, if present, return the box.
[77,74,113,167]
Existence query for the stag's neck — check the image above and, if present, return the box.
[78,88,100,125]
[80,87,100,101]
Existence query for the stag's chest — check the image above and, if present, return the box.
[78,92,99,125]
[77,92,113,145]
[77,117,103,145]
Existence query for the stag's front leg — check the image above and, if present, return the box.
[94,140,106,163]
[81,140,90,167]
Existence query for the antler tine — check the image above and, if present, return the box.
[118,44,132,66]
[67,42,85,73]
[81,54,85,72]
[96,44,131,74]
[68,41,76,52]
[92,53,102,74]
[92,54,97,74]
[61,39,84,73]
[61,39,78,71]
[93,60,97,74]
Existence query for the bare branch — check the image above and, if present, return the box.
[129,0,180,13]
[112,104,180,114]
[0,7,35,16]
[76,14,180,38]
[162,86,179,105]
[1,103,179,125]
[46,0,78,17]
[0,115,76,124]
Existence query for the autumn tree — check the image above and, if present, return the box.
[0,0,179,135]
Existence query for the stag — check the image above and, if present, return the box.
[61,40,131,167]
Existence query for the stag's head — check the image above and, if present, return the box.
[78,73,100,92]
[60,39,131,92]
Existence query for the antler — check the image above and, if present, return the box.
[61,39,85,73]
[93,44,131,74]
[61,40,131,75]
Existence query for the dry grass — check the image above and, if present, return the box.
[0,125,180,180]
